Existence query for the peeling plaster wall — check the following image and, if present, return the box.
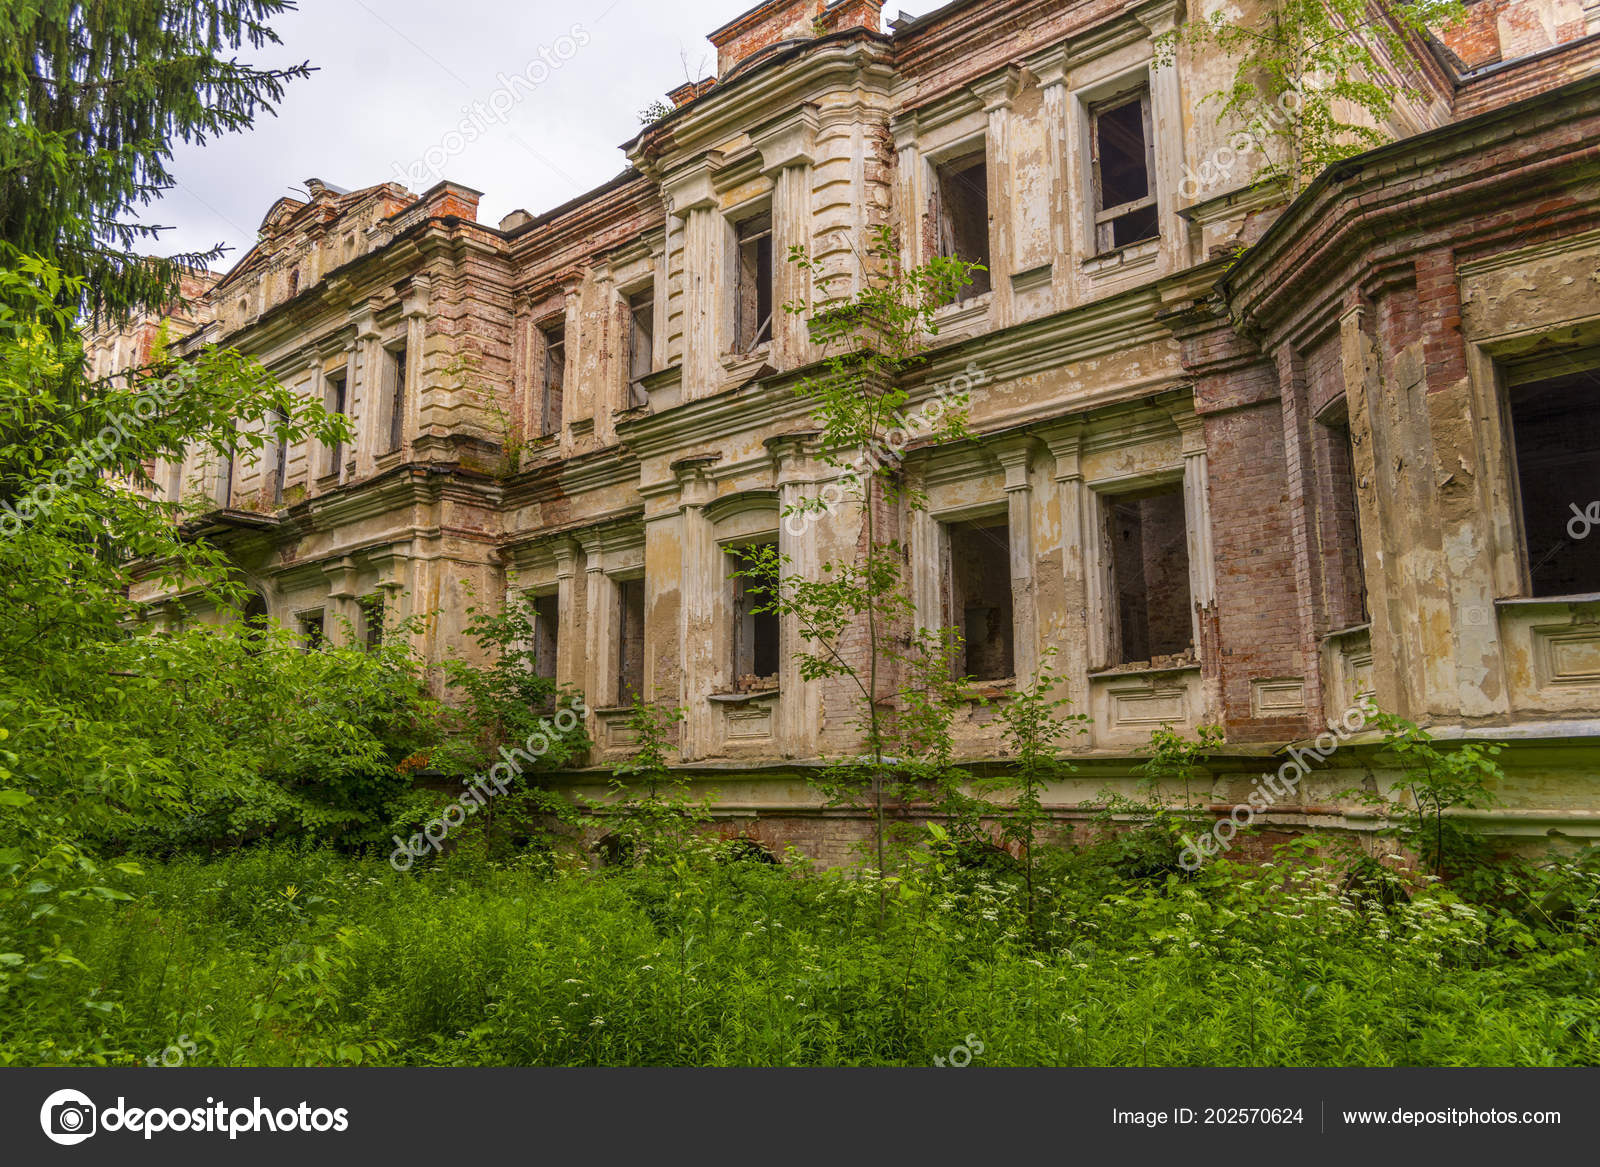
[94,2,1600,866]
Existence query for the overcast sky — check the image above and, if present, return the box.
[137,0,946,270]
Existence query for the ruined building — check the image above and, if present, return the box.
[106,0,1600,863]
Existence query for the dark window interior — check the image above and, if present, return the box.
[386,344,407,453]
[1512,369,1600,597]
[736,215,773,352]
[617,577,646,704]
[936,153,992,301]
[325,373,347,476]
[1108,484,1192,665]
[732,542,780,688]
[532,593,559,680]
[628,286,654,405]
[947,518,1014,681]
[541,323,565,437]
[1094,93,1159,251]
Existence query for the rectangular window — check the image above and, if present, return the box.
[1091,89,1158,252]
[946,518,1014,681]
[532,592,559,680]
[298,610,326,652]
[361,594,385,651]
[627,285,654,407]
[383,344,407,454]
[540,322,566,438]
[731,542,780,690]
[616,577,646,705]
[1106,483,1192,666]
[324,371,347,478]
[1511,369,1600,597]
[934,150,992,302]
[271,413,287,504]
[1318,417,1369,627]
[735,214,773,353]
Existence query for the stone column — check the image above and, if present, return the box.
[673,455,720,761]
[663,160,723,404]
[349,306,382,477]
[972,68,1023,329]
[754,106,819,371]
[1040,423,1092,709]
[401,275,430,448]
[1134,0,1190,269]
[551,538,580,692]
[579,531,616,713]
[992,436,1039,682]
[771,434,824,759]
[321,556,361,647]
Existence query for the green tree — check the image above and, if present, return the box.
[1161,0,1465,191]
[0,0,310,325]
[739,225,978,911]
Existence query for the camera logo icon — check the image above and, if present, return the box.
[39,1089,97,1146]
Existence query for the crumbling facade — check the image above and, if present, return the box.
[111,0,1600,864]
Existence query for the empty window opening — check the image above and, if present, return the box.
[386,345,407,453]
[1511,369,1600,597]
[935,151,992,302]
[1107,484,1192,666]
[361,594,385,651]
[731,542,780,690]
[1091,90,1159,252]
[287,269,299,298]
[532,592,559,681]
[271,411,288,504]
[616,577,646,705]
[540,322,566,438]
[384,344,407,454]
[1318,417,1369,627]
[735,214,773,353]
[324,371,347,478]
[947,518,1014,681]
[298,611,326,652]
[628,286,654,407]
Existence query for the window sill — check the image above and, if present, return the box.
[1088,659,1200,680]
[959,677,1015,702]
[1081,237,1161,276]
[708,688,780,705]
[1497,594,1600,609]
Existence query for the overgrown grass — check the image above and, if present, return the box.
[4,836,1597,1067]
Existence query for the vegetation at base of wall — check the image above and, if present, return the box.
[2,833,1596,1068]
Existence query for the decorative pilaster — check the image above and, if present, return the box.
[993,436,1039,683]
[754,107,819,371]
[673,454,721,761]
[971,68,1024,328]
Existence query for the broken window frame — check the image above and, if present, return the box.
[531,591,560,682]
[384,342,407,455]
[1089,87,1159,254]
[297,609,326,652]
[1100,481,1194,668]
[271,410,288,504]
[626,284,655,407]
[1504,363,1600,599]
[360,593,385,652]
[932,147,993,303]
[728,540,780,692]
[734,213,774,354]
[323,370,348,479]
[942,515,1015,682]
[615,575,646,706]
[539,320,566,438]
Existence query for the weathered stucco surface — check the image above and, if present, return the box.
[103,0,1600,863]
